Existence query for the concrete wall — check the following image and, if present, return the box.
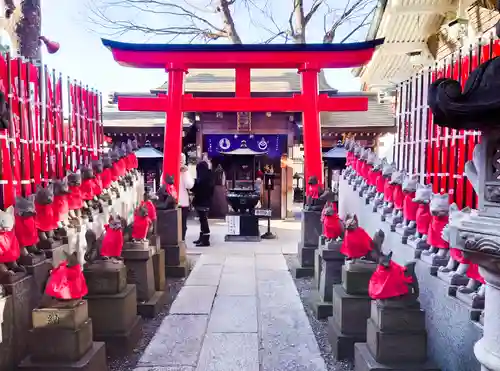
[340,177,483,371]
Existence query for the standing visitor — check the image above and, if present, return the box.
[191,161,214,246]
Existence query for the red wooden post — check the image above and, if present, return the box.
[163,65,186,192]
[299,64,323,185]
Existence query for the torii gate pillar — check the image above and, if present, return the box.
[300,64,323,185]
[164,65,186,192]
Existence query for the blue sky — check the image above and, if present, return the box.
[41,0,366,97]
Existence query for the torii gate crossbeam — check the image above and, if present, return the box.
[102,38,384,192]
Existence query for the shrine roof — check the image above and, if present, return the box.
[102,38,383,53]
[152,69,334,93]
[102,38,384,69]
[320,92,395,130]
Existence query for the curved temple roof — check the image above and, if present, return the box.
[101,38,385,69]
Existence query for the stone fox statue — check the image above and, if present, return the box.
[44,251,88,308]
[156,175,177,210]
[34,184,58,244]
[369,251,420,307]
[340,213,376,260]
[0,206,25,277]
[305,175,325,211]
[15,195,43,256]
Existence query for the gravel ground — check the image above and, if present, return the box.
[285,255,353,371]
[108,255,199,371]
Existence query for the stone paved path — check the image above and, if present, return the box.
[134,220,328,371]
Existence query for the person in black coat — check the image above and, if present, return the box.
[191,161,215,246]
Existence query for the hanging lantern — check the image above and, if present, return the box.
[39,36,60,54]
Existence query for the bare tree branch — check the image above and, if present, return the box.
[87,0,243,43]
[323,0,376,43]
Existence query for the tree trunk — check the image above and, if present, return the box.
[15,0,41,60]
[219,0,242,44]
[292,0,306,44]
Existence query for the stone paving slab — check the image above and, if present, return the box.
[196,254,226,265]
[254,244,283,254]
[218,271,256,296]
[185,264,223,286]
[135,367,194,371]
[207,295,258,333]
[255,254,288,270]
[195,333,259,371]
[169,286,217,314]
[136,315,208,368]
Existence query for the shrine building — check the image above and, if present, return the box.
[103,69,394,219]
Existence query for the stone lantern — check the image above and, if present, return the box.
[428,34,500,370]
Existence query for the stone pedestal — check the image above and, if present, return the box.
[3,275,37,365]
[294,210,321,278]
[327,264,375,361]
[0,295,14,370]
[83,261,142,356]
[312,242,344,319]
[20,255,52,305]
[354,301,439,371]
[18,300,108,370]
[37,239,66,262]
[123,242,168,318]
[152,249,166,291]
[157,208,187,278]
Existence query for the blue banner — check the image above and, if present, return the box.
[204,134,287,158]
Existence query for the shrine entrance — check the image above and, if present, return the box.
[102,39,383,191]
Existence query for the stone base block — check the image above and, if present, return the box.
[86,284,137,335]
[420,252,448,268]
[152,250,166,291]
[366,319,427,364]
[94,315,142,357]
[166,263,188,278]
[341,265,376,296]
[29,319,93,363]
[314,249,322,291]
[37,239,63,257]
[312,300,333,320]
[332,284,371,335]
[354,343,439,371]
[164,244,181,266]
[455,290,485,310]
[298,245,317,268]
[123,253,155,302]
[300,210,322,248]
[84,262,127,295]
[137,290,168,318]
[24,259,52,300]
[370,302,425,332]
[327,317,366,361]
[18,342,108,371]
[436,271,469,287]
[292,266,314,278]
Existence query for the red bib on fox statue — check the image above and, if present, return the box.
[393,184,404,210]
[45,261,88,300]
[68,185,84,211]
[369,170,381,187]
[376,174,385,193]
[383,180,395,202]
[466,263,486,284]
[80,179,94,201]
[427,215,449,249]
[132,206,151,240]
[306,183,319,199]
[341,224,372,258]
[416,204,431,235]
[101,224,124,257]
[53,194,68,221]
[101,168,113,189]
[35,202,58,232]
[322,205,343,240]
[0,229,20,263]
[450,248,470,264]
[403,193,418,221]
[117,158,127,177]
[15,214,38,247]
[144,200,157,221]
[167,183,178,203]
[92,174,103,196]
[369,260,413,299]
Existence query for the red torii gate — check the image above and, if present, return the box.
[102,39,384,192]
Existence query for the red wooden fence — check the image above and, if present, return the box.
[393,35,500,209]
[0,53,103,209]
